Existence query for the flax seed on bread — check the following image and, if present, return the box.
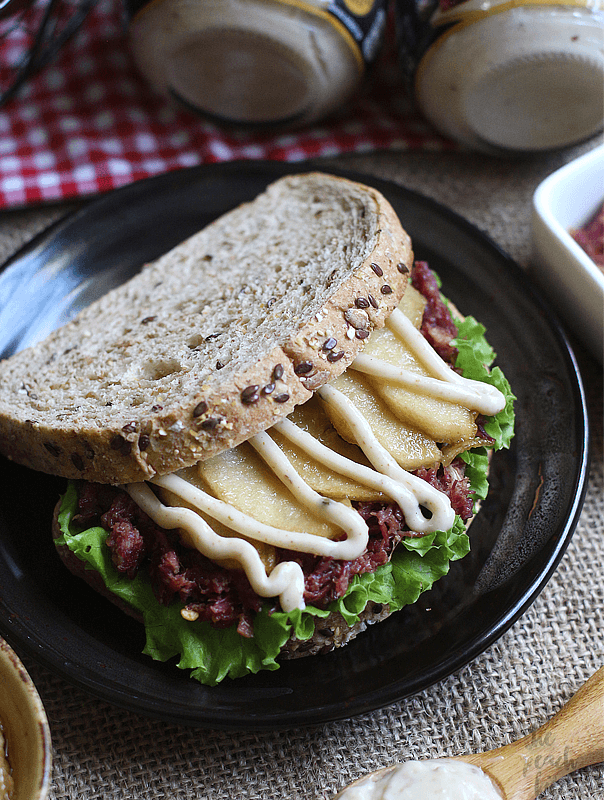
[0,173,412,484]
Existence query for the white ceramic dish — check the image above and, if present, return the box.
[0,638,52,800]
[531,143,604,362]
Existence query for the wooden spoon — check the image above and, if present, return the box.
[333,666,604,799]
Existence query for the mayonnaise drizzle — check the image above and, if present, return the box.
[147,469,366,560]
[129,434,370,612]
[248,431,368,560]
[125,303,504,613]
[351,353,504,416]
[377,308,506,416]
[126,479,306,612]
[316,384,456,533]
[273,416,455,533]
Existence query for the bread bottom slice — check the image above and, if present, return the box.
[279,603,394,659]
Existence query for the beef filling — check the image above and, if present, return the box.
[277,457,472,608]
[411,260,459,365]
[74,482,262,637]
[571,201,604,269]
[72,457,472,635]
[69,261,478,635]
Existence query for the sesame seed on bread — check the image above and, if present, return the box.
[0,172,412,484]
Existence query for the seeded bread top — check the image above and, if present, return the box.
[0,172,412,483]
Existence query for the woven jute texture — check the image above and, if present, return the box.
[0,144,602,799]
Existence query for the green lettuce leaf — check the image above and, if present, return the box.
[55,485,473,685]
[453,315,516,452]
[55,309,515,685]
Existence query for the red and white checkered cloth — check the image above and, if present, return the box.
[0,0,455,209]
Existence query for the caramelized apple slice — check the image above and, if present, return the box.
[157,461,276,571]
[186,443,342,541]
[362,325,477,444]
[397,284,427,329]
[270,398,384,501]
[327,371,442,470]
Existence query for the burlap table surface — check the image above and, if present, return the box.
[0,143,602,799]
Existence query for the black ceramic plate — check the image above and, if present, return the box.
[0,162,588,729]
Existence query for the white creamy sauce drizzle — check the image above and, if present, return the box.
[273,417,448,532]
[127,479,307,613]
[338,759,504,800]
[248,431,369,560]
[378,308,506,416]
[351,353,504,416]
[126,302,504,613]
[315,385,455,534]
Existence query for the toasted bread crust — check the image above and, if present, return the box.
[0,173,412,484]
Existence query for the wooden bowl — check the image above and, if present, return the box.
[0,639,51,800]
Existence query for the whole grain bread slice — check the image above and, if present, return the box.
[0,172,412,484]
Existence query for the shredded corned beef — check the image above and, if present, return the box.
[571,201,604,269]
[276,457,473,607]
[411,260,459,365]
[414,458,474,523]
[74,482,262,636]
[74,457,473,628]
[277,504,405,607]
[72,260,481,635]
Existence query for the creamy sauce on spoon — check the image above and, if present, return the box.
[337,759,503,800]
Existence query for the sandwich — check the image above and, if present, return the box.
[0,173,515,685]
